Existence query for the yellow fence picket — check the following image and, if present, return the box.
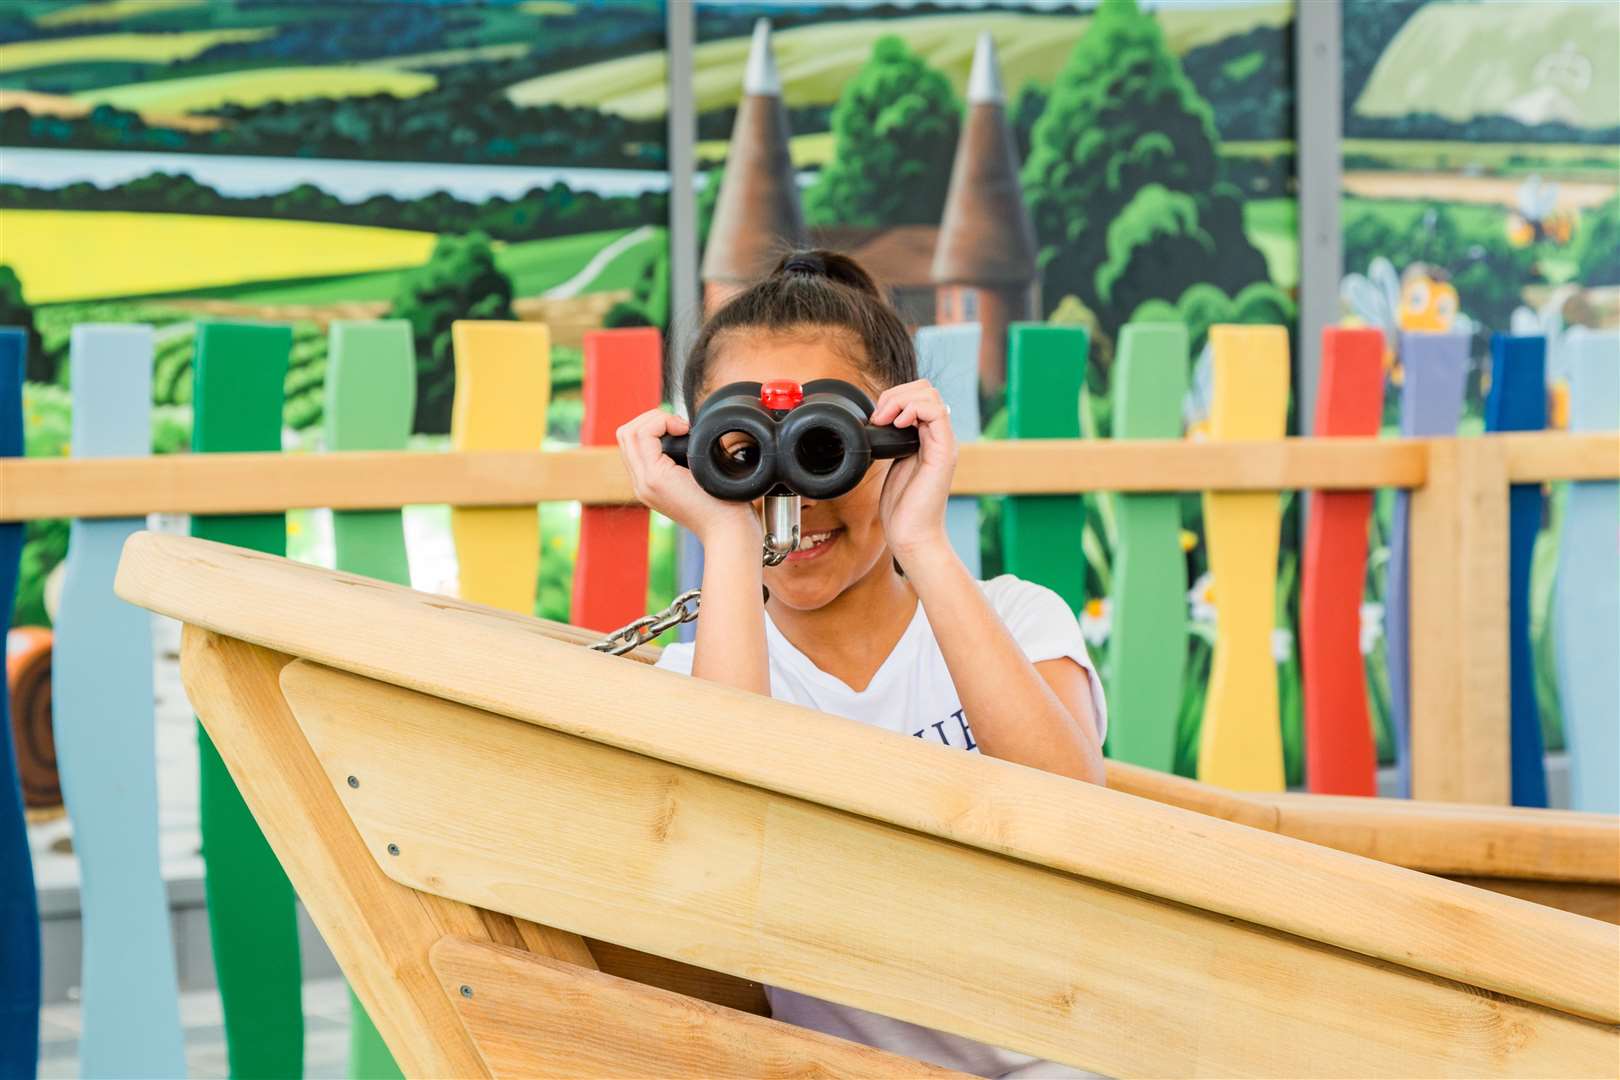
[448,321,551,613]
[1197,325,1291,790]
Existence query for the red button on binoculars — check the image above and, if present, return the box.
[760,380,804,412]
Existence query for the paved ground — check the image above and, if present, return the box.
[39,976,351,1079]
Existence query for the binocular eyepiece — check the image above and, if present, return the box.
[661,379,919,502]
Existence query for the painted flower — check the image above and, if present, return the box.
[1179,529,1198,553]
[1188,572,1216,625]
[1359,602,1385,656]
[1271,627,1294,665]
[1080,597,1112,647]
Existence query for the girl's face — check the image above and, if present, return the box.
[700,329,895,612]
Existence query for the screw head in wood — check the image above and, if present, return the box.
[387,843,400,856]
[346,775,359,788]
[460,984,473,999]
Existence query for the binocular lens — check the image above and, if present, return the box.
[711,430,762,480]
[793,427,846,477]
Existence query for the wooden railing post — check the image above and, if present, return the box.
[1409,437,1511,804]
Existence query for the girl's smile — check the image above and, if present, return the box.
[785,526,843,562]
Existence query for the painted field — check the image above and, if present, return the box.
[207,227,662,307]
[0,28,272,73]
[75,65,436,113]
[0,210,436,304]
[698,131,835,169]
[33,0,207,29]
[1356,1,1618,128]
[1342,173,1616,212]
[508,4,1289,118]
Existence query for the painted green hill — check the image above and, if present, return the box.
[1355,0,1619,129]
[506,4,1291,118]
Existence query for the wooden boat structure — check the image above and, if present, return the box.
[115,531,1619,1078]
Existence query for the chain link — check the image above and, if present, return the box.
[589,589,702,656]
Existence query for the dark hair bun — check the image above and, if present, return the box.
[772,248,882,300]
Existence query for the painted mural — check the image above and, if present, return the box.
[1,0,674,624]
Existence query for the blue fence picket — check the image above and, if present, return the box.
[1386,332,1469,798]
[1485,334,1549,808]
[0,327,40,1079]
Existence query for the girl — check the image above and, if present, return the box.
[616,250,1107,1078]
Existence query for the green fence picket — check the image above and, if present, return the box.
[1105,323,1189,770]
[1003,324,1088,613]
[190,321,303,1079]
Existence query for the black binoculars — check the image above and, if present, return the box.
[661,379,919,502]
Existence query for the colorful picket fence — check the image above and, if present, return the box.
[1,315,1617,1073]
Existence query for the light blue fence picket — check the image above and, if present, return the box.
[917,323,982,577]
[1554,329,1620,813]
[53,326,188,1077]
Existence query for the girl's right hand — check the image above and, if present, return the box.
[616,410,761,545]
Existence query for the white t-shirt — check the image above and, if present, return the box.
[655,575,1108,1079]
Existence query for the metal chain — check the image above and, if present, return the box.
[589,589,702,656]
[589,495,800,656]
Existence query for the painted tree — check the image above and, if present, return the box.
[0,265,47,383]
[804,35,959,227]
[390,232,514,434]
[1021,0,1267,332]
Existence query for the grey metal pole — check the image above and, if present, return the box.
[665,0,699,402]
[1294,0,1342,436]
[665,0,705,635]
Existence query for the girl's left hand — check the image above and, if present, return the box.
[871,379,957,560]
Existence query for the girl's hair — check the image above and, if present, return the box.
[681,249,918,413]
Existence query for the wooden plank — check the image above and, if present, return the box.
[52,325,186,1078]
[1501,430,1620,481]
[429,936,963,1079]
[1486,333,1549,807]
[1386,332,1470,797]
[449,321,550,613]
[1301,327,1385,795]
[280,662,1619,1076]
[189,320,303,1078]
[111,533,1620,1025]
[0,326,39,1079]
[571,328,660,632]
[1002,324,1088,612]
[324,318,414,1080]
[916,324,983,577]
[1410,438,1512,805]
[1105,761,1620,883]
[1105,322,1188,771]
[9,434,1618,523]
[1198,324,1290,790]
[178,631,493,1078]
[1554,329,1620,813]
[1449,878,1618,925]
[0,439,1427,521]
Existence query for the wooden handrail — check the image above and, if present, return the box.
[8,431,1616,521]
[114,531,1619,1025]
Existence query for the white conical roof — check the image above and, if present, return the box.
[743,19,781,97]
[966,32,1004,105]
